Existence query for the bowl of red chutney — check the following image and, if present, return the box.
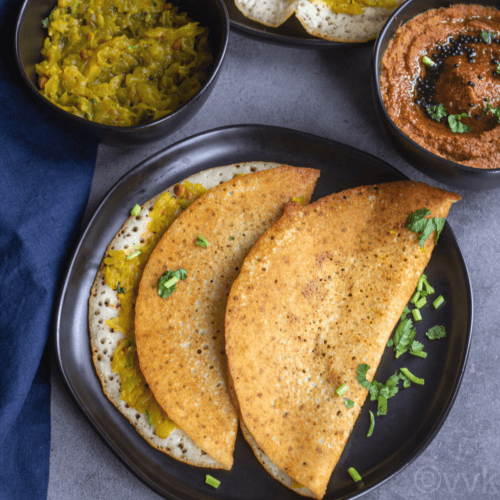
[372,0,500,190]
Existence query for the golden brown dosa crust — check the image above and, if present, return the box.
[135,166,320,469]
[225,181,460,497]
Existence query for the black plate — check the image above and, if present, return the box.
[222,0,369,48]
[54,125,472,500]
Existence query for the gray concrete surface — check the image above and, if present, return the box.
[47,29,500,500]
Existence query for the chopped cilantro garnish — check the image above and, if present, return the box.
[481,30,494,44]
[400,367,424,385]
[390,309,416,358]
[158,268,187,298]
[42,17,50,28]
[367,410,375,437]
[196,235,209,248]
[410,340,427,358]
[131,204,141,216]
[487,103,500,123]
[116,282,125,294]
[145,410,152,427]
[406,208,446,247]
[126,250,141,260]
[426,325,447,340]
[357,365,422,418]
[379,372,400,400]
[344,399,354,409]
[427,103,447,121]
[206,475,220,489]
[356,364,371,390]
[348,467,362,483]
[448,113,471,133]
[388,301,428,358]
[377,395,388,416]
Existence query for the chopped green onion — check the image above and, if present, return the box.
[411,309,422,322]
[196,235,209,248]
[131,204,141,216]
[424,280,435,295]
[422,55,435,67]
[163,276,179,288]
[229,236,234,240]
[367,410,375,437]
[415,297,427,309]
[400,367,424,385]
[344,399,354,408]
[127,250,141,260]
[116,282,125,294]
[129,45,138,49]
[433,295,444,309]
[336,383,348,396]
[348,467,362,483]
[206,475,220,489]
[417,274,426,292]
[145,410,152,427]
[410,291,420,304]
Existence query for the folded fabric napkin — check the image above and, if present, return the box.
[0,0,98,497]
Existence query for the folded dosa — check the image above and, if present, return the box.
[234,0,403,42]
[90,163,287,468]
[135,165,320,469]
[225,181,460,497]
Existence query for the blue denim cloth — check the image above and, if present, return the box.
[0,0,98,496]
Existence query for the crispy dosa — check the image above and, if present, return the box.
[135,165,320,469]
[225,181,460,497]
[234,0,403,42]
[89,162,308,468]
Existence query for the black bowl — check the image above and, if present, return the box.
[15,0,229,146]
[371,0,500,190]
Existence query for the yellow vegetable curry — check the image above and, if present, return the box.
[36,0,213,126]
